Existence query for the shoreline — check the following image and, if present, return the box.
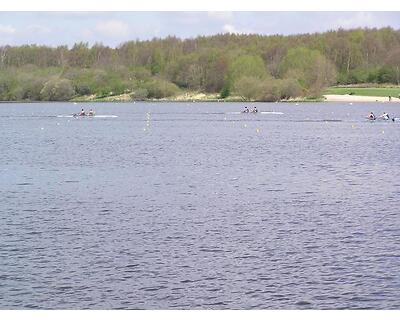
[1,95,400,104]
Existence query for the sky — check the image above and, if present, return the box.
[0,12,399,47]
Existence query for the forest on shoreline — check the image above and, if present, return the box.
[0,27,400,102]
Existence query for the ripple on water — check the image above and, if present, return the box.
[2,102,400,309]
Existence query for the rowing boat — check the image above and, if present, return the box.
[57,115,118,118]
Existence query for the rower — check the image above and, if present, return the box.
[368,112,376,120]
[252,106,258,113]
[88,109,95,116]
[380,112,390,120]
[79,108,86,116]
[243,106,249,113]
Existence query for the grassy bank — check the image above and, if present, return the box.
[324,86,400,98]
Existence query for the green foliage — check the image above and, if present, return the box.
[0,27,399,101]
[261,78,282,102]
[40,78,75,101]
[0,67,52,100]
[376,66,397,83]
[279,78,303,99]
[63,67,132,97]
[150,49,164,75]
[143,78,180,98]
[169,55,203,90]
[20,77,47,100]
[279,47,318,78]
[75,84,91,95]
[224,54,269,98]
[228,54,268,83]
[130,88,149,100]
[0,72,15,100]
[279,47,337,96]
[338,68,373,84]
[68,42,94,68]
[233,76,265,100]
[233,76,304,101]
[219,85,230,99]
[128,66,152,81]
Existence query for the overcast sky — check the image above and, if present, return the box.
[0,11,399,47]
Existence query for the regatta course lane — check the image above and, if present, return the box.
[1,102,400,309]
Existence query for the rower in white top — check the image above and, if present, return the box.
[380,112,390,120]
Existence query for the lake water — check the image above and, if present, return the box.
[1,102,400,309]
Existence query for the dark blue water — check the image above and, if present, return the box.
[1,102,400,309]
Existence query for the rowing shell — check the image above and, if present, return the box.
[57,115,118,118]
[225,111,284,115]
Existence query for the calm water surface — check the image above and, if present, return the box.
[1,102,400,309]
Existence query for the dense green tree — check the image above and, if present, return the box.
[40,78,75,101]
[0,27,400,101]
[279,47,337,96]
[279,78,303,99]
[228,54,268,82]
[233,76,265,100]
[130,88,149,100]
[385,47,400,84]
[68,42,94,68]
[150,49,164,75]
[143,78,180,98]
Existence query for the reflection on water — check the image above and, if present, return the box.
[0,102,400,309]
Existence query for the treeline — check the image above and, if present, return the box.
[0,27,399,101]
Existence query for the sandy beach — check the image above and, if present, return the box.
[324,94,400,102]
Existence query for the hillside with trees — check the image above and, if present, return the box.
[0,27,399,101]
